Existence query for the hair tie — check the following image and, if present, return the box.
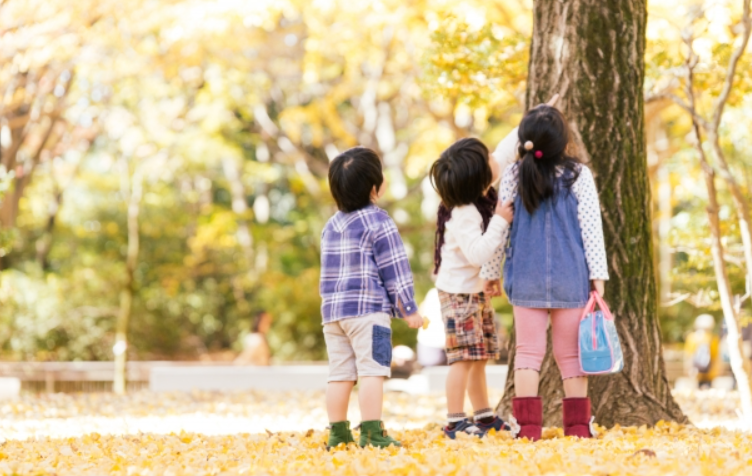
[524,141,534,151]
[534,150,543,159]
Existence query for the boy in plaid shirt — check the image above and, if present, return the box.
[321,147,423,449]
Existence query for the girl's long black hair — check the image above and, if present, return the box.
[517,105,580,214]
[429,138,496,274]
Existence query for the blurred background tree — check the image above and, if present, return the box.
[0,0,750,369]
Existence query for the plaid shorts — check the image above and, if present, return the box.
[439,291,500,365]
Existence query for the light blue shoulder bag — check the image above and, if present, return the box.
[579,291,623,375]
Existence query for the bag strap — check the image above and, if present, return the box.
[580,293,597,322]
[592,291,614,321]
[582,291,612,351]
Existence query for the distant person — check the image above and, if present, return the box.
[417,287,447,367]
[391,345,417,379]
[235,310,272,366]
[684,314,720,389]
[320,146,423,449]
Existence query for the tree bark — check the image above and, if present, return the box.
[497,0,687,427]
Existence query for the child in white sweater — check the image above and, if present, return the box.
[430,136,515,438]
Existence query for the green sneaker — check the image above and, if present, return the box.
[327,421,356,449]
[358,420,401,448]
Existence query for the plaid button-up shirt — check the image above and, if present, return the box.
[320,205,418,324]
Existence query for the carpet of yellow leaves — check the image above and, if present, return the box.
[0,389,747,475]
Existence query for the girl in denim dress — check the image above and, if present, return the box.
[481,105,609,440]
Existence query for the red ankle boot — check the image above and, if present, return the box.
[510,397,542,441]
[562,397,595,438]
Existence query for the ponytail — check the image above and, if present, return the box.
[518,150,554,214]
[516,105,580,214]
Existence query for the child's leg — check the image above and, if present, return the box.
[467,360,491,412]
[327,381,355,421]
[551,307,588,398]
[563,377,588,397]
[446,361,472,414]
[338,313,392,422]
[323,321,358,422]
[513,307,549,396]
[344,313,401,448]
[358,377,384,421]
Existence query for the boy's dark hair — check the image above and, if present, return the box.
[429,138,496,273]
[517,105,580,214]
[328,147,383,213]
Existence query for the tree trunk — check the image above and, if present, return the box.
[0,115,59,230]
[709,131,752,311]
[35,190,62,271]
[497,0,687,427]
[114,162,143,395]
[700,162,752,428]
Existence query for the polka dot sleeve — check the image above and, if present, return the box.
[572,166,609,280]
[480,163,519,280]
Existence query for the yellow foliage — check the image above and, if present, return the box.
[0,423,748,475]
[0,390,745,475]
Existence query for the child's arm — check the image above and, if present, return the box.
[491,127,519,184]
[451,207,509,268]
[480,164,519,280]
[573,166,609,282]
[373,217,420,320]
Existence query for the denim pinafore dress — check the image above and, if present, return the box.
[502,172,590,309]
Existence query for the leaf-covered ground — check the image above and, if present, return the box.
[0,389,748,475]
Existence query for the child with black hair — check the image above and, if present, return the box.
[480,103,609,441]
[429,137,515,439]
[320,147,423,449]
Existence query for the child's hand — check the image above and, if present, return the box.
[495,200,514,223]
[404,313,424,329]
[484,279,502,297]
[533,94,560,110]
[591,279,605,296]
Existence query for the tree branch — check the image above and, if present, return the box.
[645,91,711,129]
[711,0,752,130]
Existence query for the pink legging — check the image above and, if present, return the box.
[514,306,586,380]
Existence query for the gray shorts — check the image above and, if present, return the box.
[324,312,392,382]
